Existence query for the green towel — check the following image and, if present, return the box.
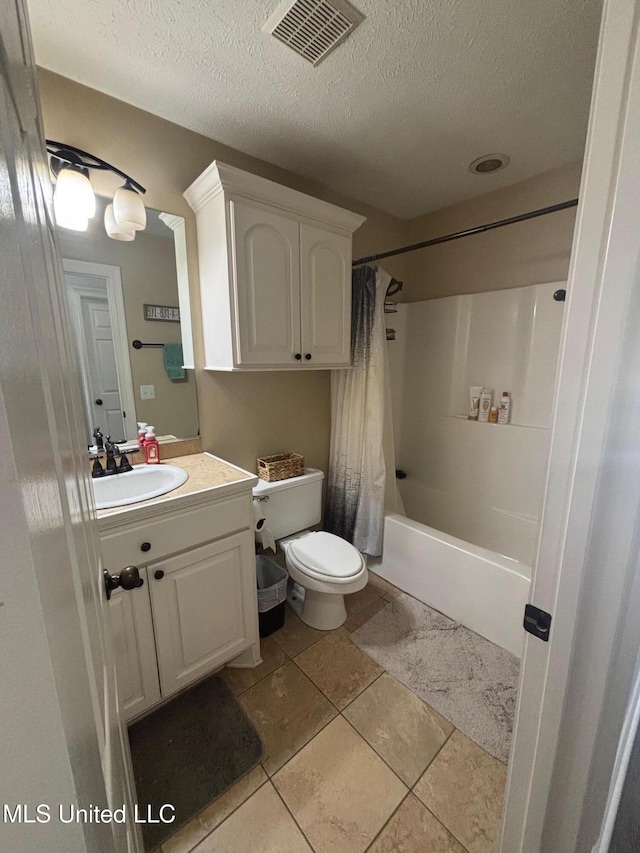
[163,343,185,380]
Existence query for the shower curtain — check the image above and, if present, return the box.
[325,265,391,556]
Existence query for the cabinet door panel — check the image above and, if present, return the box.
[150,533,257,697]
[231,199,301,366]
[300,224,352,366]
[108,568,160,721]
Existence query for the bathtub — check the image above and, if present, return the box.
[370,513,531,657]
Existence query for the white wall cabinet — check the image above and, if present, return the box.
[101,487,259,722]
[185,161,366,371]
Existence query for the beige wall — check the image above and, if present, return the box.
[58,205,199,438]
[38,69,408,473]
[402,161,582,301]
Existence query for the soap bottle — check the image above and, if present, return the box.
[144,426,160,464]
[137,422,148,448]
[498,391,511,424]
[489,406,498,423]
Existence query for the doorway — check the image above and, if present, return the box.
[64,259,137,443]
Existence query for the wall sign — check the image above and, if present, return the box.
[144,304,180,322]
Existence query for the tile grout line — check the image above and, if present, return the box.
[339,712,412,793]
[362,789,413,853]
[289,630,384,712]
[260,707,338,780]
[409,728,478,853]
[410,726,457,793]
[269,778,319,852]
[421,801,474,853]
[162,774,271,853]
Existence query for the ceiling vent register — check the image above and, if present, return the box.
[264,0,364,66]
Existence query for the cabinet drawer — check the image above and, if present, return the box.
[101,494,252,573]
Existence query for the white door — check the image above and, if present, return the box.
[230,198,302,366]
[82,294,125,439]
[149,533,254,697]
[108,568,161,722]
[300,224,352,366]
[0,4,139,851]
[71,287,127,440]
[500,0,640,850]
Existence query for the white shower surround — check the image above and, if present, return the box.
[378,281,565,655]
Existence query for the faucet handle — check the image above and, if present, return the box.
[118,452,134,473]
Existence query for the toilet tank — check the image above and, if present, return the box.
[252,468,324,540]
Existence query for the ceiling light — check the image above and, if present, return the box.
[469,154,510,175]
[46,141,146,240]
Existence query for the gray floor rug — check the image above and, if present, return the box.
[128,674,263,850]
[351,593,519,762]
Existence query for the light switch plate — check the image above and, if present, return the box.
[140,384,155,400]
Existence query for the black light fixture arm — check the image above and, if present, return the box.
[45,140,146,195]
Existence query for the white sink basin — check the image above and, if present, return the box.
[92,464,189,510]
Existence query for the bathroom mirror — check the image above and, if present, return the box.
[60,196,199,445]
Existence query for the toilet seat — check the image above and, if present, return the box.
[287,531,365,584]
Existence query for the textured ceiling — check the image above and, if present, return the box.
[28,0,602,219]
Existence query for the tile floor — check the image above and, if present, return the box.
[160,572,507,853]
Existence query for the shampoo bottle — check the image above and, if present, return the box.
[498,392,511,424]
[468,386,483,420]
[478,389,493,422]
[144,426,160,464]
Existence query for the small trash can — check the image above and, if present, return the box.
[256,555,289,637]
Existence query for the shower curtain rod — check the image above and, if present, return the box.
[352,198,579,267]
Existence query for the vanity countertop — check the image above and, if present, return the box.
[96,452,258,524]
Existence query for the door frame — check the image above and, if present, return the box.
[64,258,138,440]
[500,0,640,849]
[1,0,140,848]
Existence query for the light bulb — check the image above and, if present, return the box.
[104,203,135,241]
[53,189,88,231]
[53,167,96,224]
[113,185,146,231]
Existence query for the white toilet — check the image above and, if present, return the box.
[252,469,368,630]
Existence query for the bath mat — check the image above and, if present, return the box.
[128,674,263,850]
[351,594,519,762]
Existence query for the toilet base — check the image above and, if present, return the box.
[297,588,347,631]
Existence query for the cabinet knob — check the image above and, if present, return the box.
[294,353,302,360]
[103,565,143,600]
[154,569,165,580]
[140,541,151,552]
[305,353,312,360]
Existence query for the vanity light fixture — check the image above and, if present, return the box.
[46,140,147,239]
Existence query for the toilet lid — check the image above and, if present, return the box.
[288,532,364,579]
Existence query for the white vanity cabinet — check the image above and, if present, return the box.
[184,161,366,371]
[100,476,260,722]
[149,531,257,698]
[107,567,161,720]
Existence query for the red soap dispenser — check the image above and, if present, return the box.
[144,425,160,464]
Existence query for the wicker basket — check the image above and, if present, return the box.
[257,452,304,482]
